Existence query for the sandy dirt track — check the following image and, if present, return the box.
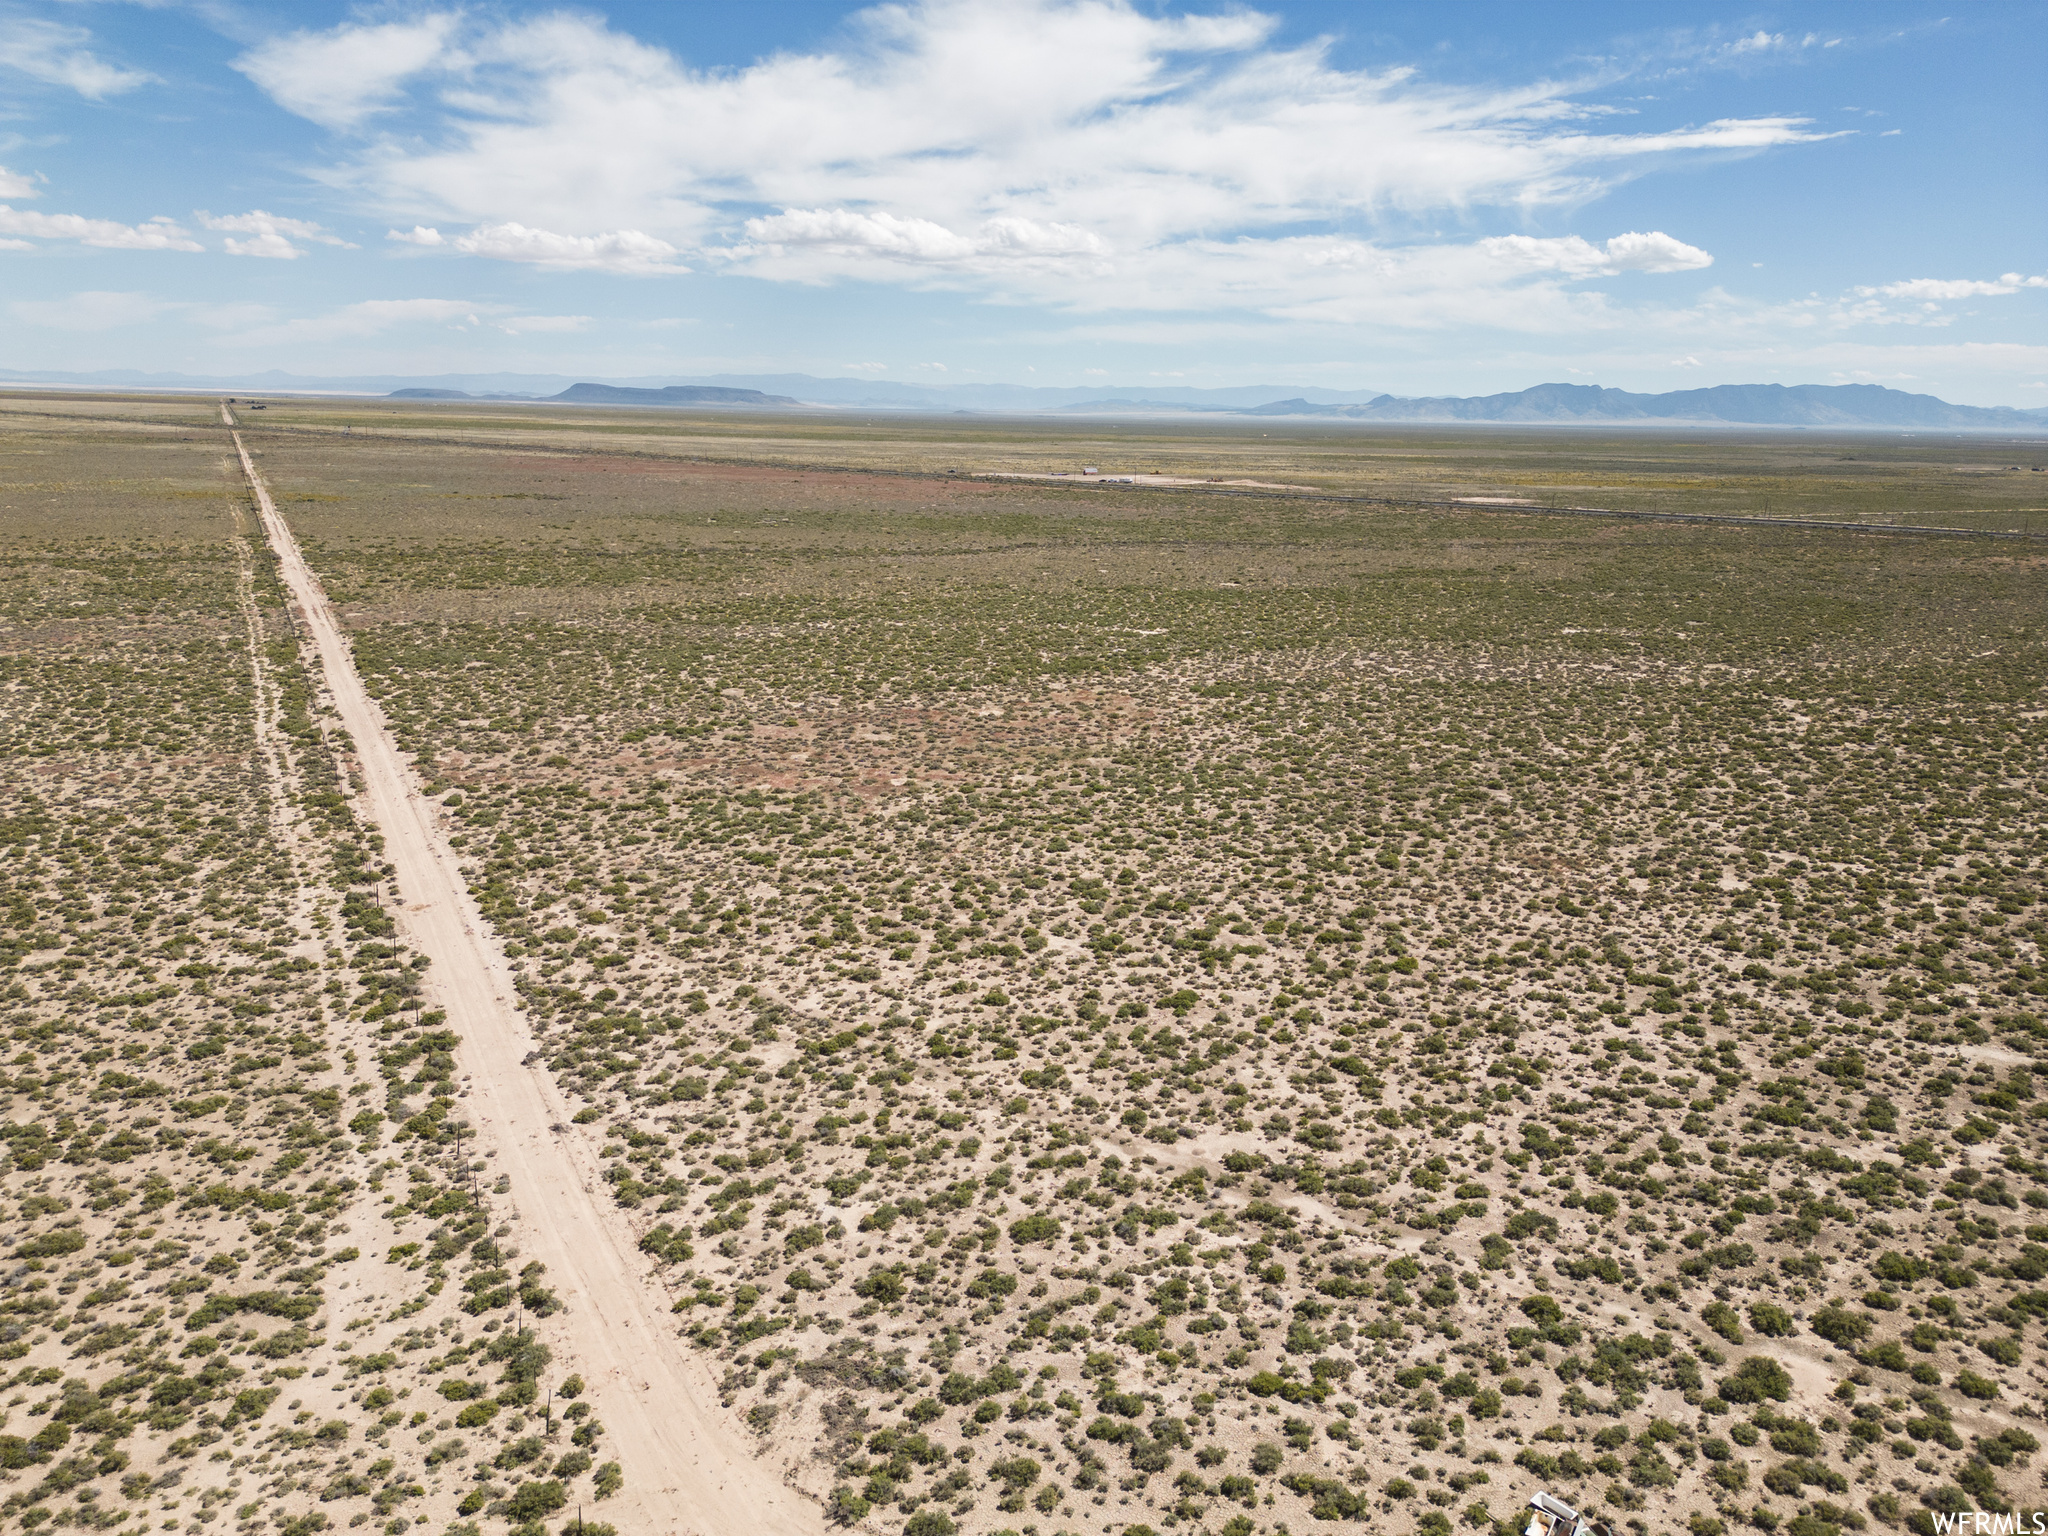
[232,430,822,1536]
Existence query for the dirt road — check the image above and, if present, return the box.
[232,430,821,1536]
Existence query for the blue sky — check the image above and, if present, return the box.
[1,0,2042,400]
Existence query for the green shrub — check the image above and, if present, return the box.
[1701,1302,1744,1343]
[504,1481,566,1520]
[1007,1214,1059,1245]
[1749,1303,1795,1337]
[1720,1357,1793,1403]
[1954,1370,2000,1401]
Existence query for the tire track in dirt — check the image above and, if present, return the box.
[231,429,821,1536]
[227,492,324,958]
[225,478,406,1430]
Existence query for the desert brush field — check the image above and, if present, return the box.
[1,392,2045,1536]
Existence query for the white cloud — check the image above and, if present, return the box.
[0,17,154,99]
[0,206,201,251]
[386,221,680,273]
[1678,27,1838,64]
[447,222,683,274]
[199,210,357,260]
[732,209,1109,277]
[1480,231,1712,277]
[224,233,302,260]
[0,199,352,261]
[923,228,1720,333]
[1820,271,2048,329]
[243,0,1826,317]
[0,166,39,199]
[7,290,172,331]
[5,291,591,347]
[1729,31,1783,54]
[1856,273,2047,301]
[1600,231,1716,272]
[233,15,459,130]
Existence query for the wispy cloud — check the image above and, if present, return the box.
[1480,231,1713,277]
[0,16,155,99]
[214,297,598,347]
[1723,30,1836,57]
[732,210,1109,274]
[1857,272,2047,301]
[389,222,684,274]
[225,297,488,346]
[233,15,460,130]
[198,210,358,259]
[0,165,40,200]
[7,289,173,330]
[0,206,201,251]
[6,290,595,346]
[1819,272,2048,329]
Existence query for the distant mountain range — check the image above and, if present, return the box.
[1238,382,2048,429]
[5,365,2044,430]
[0,367,1383,411]
[368,375,1384,411]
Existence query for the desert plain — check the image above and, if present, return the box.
[0,391,2044,1536]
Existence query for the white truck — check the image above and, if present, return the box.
[1522,1491,1615,1536]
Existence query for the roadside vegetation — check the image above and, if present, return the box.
[0,406,614,1536]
